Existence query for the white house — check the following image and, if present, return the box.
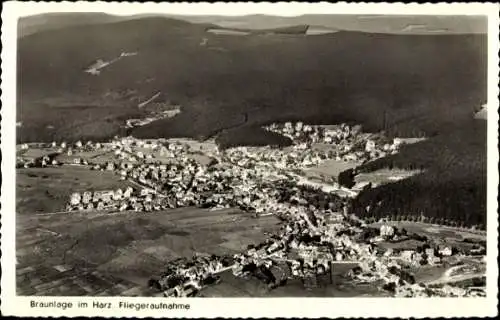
[439,247,453,257]
[365,140,376,153]
[70,192,82,206]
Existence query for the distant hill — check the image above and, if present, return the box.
[162,14,487,34]
[18,13,487,38]
[17,15,487,227]
[17,12,128,38]
[18,16,486,141]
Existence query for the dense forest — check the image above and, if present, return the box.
[17,16,488,227]
[350,119,486,228]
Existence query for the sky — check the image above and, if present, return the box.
[12,2,493,18]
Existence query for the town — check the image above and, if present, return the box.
[16,122,487,298]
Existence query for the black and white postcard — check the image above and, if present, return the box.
[1,1,498,318]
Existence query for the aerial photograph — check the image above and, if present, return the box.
[15,12,488,298]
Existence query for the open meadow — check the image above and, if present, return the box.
[16,207,282,296]
[16,167,134,214]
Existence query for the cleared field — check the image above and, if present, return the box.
[305,159,360,181]
[369,221,486,240]
[17,147,60,159]
[200,270,387,297]
[355,168,422,186]
[16,167,133,214]
[16,206,384,297]
[16,207,282,296]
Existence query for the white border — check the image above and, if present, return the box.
[1,2,499,318]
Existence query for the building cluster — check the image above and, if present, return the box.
[108,137,190,162]
[65,135,349,214]
[54,140,104,155]
[266,122,357,145]
[150,191,484,297]
[149,256,233,297]
[151,195,485,297]
[125,107,181,129]
[265,122,403,163]
[84,160,280,212]
[222,145,331,170]
[16,140,104,168]
[65,186,165,212]
[18,124,484,298]
[16,154,60,168]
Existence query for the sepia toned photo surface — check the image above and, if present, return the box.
[1,2,498,318]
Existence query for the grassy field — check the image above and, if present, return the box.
[305,159,360,181]
[16,167,133,214]
[16,204,385,297]
[354,168,422,186]
[17,207,282,294]
[199,269,387,297]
